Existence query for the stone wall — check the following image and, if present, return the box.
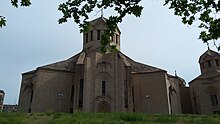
[132,72,170,114]
[19,69,74,113]
[180,87,192,114]
[190,76,220,114]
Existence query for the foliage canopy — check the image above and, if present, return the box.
[164,0,220,50]
[0,0,31,27]
[1,0,220,50]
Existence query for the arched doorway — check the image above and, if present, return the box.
[97,101,111,112]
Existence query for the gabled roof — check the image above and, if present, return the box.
[199,49,220,63]
[89,17,108,24]
[167,74,186,86]
[189,69,220,84]
[23,51,165,75]
[22,17,167,76]
[89,17,121,34]
[39,52,81,72]
[23,52,81,74]
[119,52,166,73]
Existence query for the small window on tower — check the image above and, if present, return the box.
[208,60,211,67]
[85,33,88,43]
[216,60,219,66]
[97,30,101,40]
[90,30,93,41]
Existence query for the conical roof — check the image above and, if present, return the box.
[88,17,121,34]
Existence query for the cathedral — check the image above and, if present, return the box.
[18,17,191,114]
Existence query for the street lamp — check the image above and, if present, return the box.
[146,95,150,114]
[58,93,63,112]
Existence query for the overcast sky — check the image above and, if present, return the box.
[0,0,214,104]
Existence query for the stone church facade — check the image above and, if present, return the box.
[18,17,191,114]
[190,49,220,114]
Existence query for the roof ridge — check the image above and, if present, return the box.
[119,52,166,73]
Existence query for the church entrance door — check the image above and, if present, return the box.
[97,101,111,112]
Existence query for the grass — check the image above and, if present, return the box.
[0,112,220,124]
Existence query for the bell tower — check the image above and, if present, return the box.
[199,48,220,74]
[82,17,121,52]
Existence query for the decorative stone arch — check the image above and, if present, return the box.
[95,72,112,81]
[94,72,113,97]
[97,101,111,113]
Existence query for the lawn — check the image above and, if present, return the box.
[0,112,220,124]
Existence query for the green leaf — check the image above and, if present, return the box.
[131,5,143,17]
[0,16,6,28]
[164,0,220,45]
[21,0,31,6]
[11,0,18,8]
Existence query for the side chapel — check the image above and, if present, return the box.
[190,48,220,114]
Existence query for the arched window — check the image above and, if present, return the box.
[71,85,75,102]
[85,33,88,43]
[124,80,128,108]
[79,79,84,109]
[102,81,106,96]
[97,30,101,40]
[208,60,211,67]
[215,60,219,66]
[90,30,93,41]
